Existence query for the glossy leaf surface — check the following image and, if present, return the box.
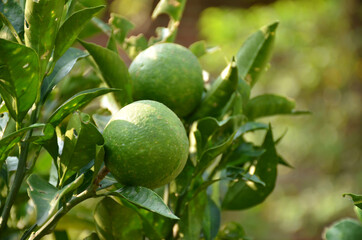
[59,112,103,184]
[113,186,179,220]
[41,48,88,103]
[222,127,278,210]
[244,94,296,120]
[236,21,278,87]
[0,39,39,122]
[48,88,119,126]
[27,174,84,225]
[190,60,239,121]
[79,40,132,106]
[324,219,362,240]
[54,6,104,62]
[24,0,64,75]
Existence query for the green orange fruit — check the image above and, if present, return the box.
[129,43,204,117]
[94,197,143,240]
[103,100,189,189]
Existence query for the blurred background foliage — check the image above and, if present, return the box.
[34,0,361,239]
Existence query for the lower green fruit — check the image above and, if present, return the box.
[103,100,189,189]
[94,197,143,240]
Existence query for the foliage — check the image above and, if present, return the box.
[0,0,306,239]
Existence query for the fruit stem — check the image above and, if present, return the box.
[92,166,110,190]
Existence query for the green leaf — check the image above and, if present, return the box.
[113,186,179,220]
[41,48,88,103]
[48,88,119,126]
[29,123,55,145]
[234,122,268,140]
[94,197,143,240]
[189,40,219,58]
[0,123,44,168]
[222,126,279,210]
[59,112,103,184]
[92,145,104,184]
[244,94,296,120]
[0,39,40,122]
[109,13,134,44]
[343,193,362,210]
[355,207,362,223]
[226,167,266,186]
[27,173,84,225]
[0,0,24,33]
[236,21,278,87]
[179,189,207,240]
[92,114,111,133]
[124,33,148,59]
[189,59,239,121]
[54,231,69,240]
[24,0,65,75]
[192,116,242,174]
[225,142,266,167]
[152,0,186,21]
[53,6,104,62]
[202,196,220,240]
[106,34,118,53]
[79,40,132,107]
[324,219,362,240]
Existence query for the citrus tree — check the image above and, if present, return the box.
[1,0,357,239]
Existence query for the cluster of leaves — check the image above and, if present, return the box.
[0,0,312,239]
[322,194,362,240]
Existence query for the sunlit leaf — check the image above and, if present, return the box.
[48,88,119,126]
[109,13,134,44]
[124,33,148,59]
[244,94,296,120]
[27,174,84,225]
[0,39,39,122]
[112,186,179,220]
[189,40,219,58]
[59,112,103,184]
[79,40,132,107]
[236,21,278,87]
[189,59,239,121]
[53,5,105,62]
[24,0,64,75]
[41,48,88,103]
[324,219,362,240]
[222,126,278,210]
[152,0,186,21]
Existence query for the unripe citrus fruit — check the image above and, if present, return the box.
[129,43,204,117]
[94,197,143,240]
[103,100,189,189]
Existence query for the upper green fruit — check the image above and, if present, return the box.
[129,43,204,117]
[103,100,189,189]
